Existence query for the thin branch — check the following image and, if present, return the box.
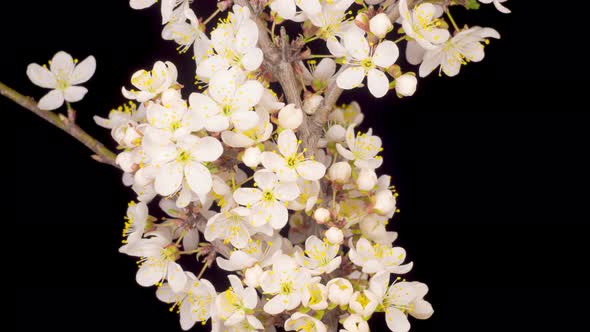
[0,81,119,168]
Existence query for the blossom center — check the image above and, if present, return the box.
[262,190,275,202]
[361,58,375,71]
[177,149,192,162]
[280,280,294,295]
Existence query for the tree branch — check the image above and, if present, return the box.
[0,81,119,168]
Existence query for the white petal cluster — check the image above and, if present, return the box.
[89,1,507,330]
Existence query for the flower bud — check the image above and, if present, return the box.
[303,94,323,115]
[314,207,331,224]
[326,278,354,305]
[242,147,262,168]
[325,227,344,244]
[325,124,346,143]
[370,13,393,39]
[328,162,352,183]
[354,12,370,32]
[342,313,371,332]
[373,190,396,216]
[244,264,263,288]
[356,168,378,191]
[395,73,418,97]
[278,104,303,129]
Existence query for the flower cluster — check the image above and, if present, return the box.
[19,1,509,331]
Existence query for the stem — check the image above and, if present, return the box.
[197,262,209,279]
[0,81,119,168]
[203,8,221,25]
[308,54,336,59]
[304,35,319,44]
[393,35,407,44]
[445,9,460,31]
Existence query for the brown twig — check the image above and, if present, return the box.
[0,81,119,168]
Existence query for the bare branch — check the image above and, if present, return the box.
[0,81,119,168]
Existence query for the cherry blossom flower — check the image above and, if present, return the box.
[419,26,500,77]
[260,253,312,314]
[261,129,326,182]
[26,51,95,110]
[479,0,511,14]
[294,235,341,275]
[215,275,262,328]
[284,312,327,332]
[348,237,413,274]
[233,170,300,229]
[336,30,399,98]
[399,0,450,50]
[336,125,383,170]
[122,61,178,102]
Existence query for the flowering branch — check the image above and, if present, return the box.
[0,81,118,167]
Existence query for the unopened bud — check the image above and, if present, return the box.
[325,227,344,244]
[303,94,324,115]
[395,73,417,97]
[314,207,331,223]
[369,13,393,39]
[278,104,303,129]
[373,190,397,216]
[356,168,378,191]
[329,162,352,183]
[242,147,262,168]
[354,12,370,32]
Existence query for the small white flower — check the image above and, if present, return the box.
[326,278,354,305]
[27,51,96,110]
[120,201,149,246]
[301,279,329,310]
[260,253,312,314]
[243,264,264,288]
[122,61,178,102]
[142,130,223,199]
[337,126,383,170]
[360,214,398,245]
[479,0,511,14]
[129,0,189,24]
[395,74,418,97]
[146,89,204,139]
[156,273,217,330]
[370,13,393,39]
[215,275,262,327]
[329,102,364,127]
[261,129,327,182]
[419,26,500,77]
[233,170,299,229]
[341,314,370,332]
[278,104,304,129]
[369,272,434,332]
[190,70,262,132]
[287,178,321,213]
[399,0,450,50]
[205,207,254,249]
[124,228,187,292]
[221,109,273,148]
[284,312,327,332]
[300,58,337,92]
[349,290,380,319]
[294,235,341,275]
[348,237,413,274]
[196,12,262,80]
[336,30,399,98]
[216,234,281,271]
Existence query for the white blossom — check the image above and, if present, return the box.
[122,61,178,102]
[294,235,341,275]
[27,51,95,110]
[260,253,312,314]
[479,0,511,14]
[336,30,399,98]
[348,237,413,274]
[337,126,383,170]
[261,129,326,182]
[284,312,327,332]
[215,275,262,327]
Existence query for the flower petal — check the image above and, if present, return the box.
[336,67,365,90]
[70,55,96,85]
[277,129,298,157]
[274,181,300,202]
[254,170,278,191]
[26,63,56,88]
[192,136,223,162]
[373,41,399,68]
[313,58,336,81]
[234,188,263,206]
[231,110,259,131]
[50,51,74,77]
[343,30,370,61]
[184,162,213,195]
[37,90,64,111]
[155,162,184,196]
[63,86,88,102]
[295,160,326,181]
[367,69,389,98]
[385,307,411,332]
[208,70,237,104]
[241,48,263,71]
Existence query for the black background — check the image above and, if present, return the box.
[1,1,587,331]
